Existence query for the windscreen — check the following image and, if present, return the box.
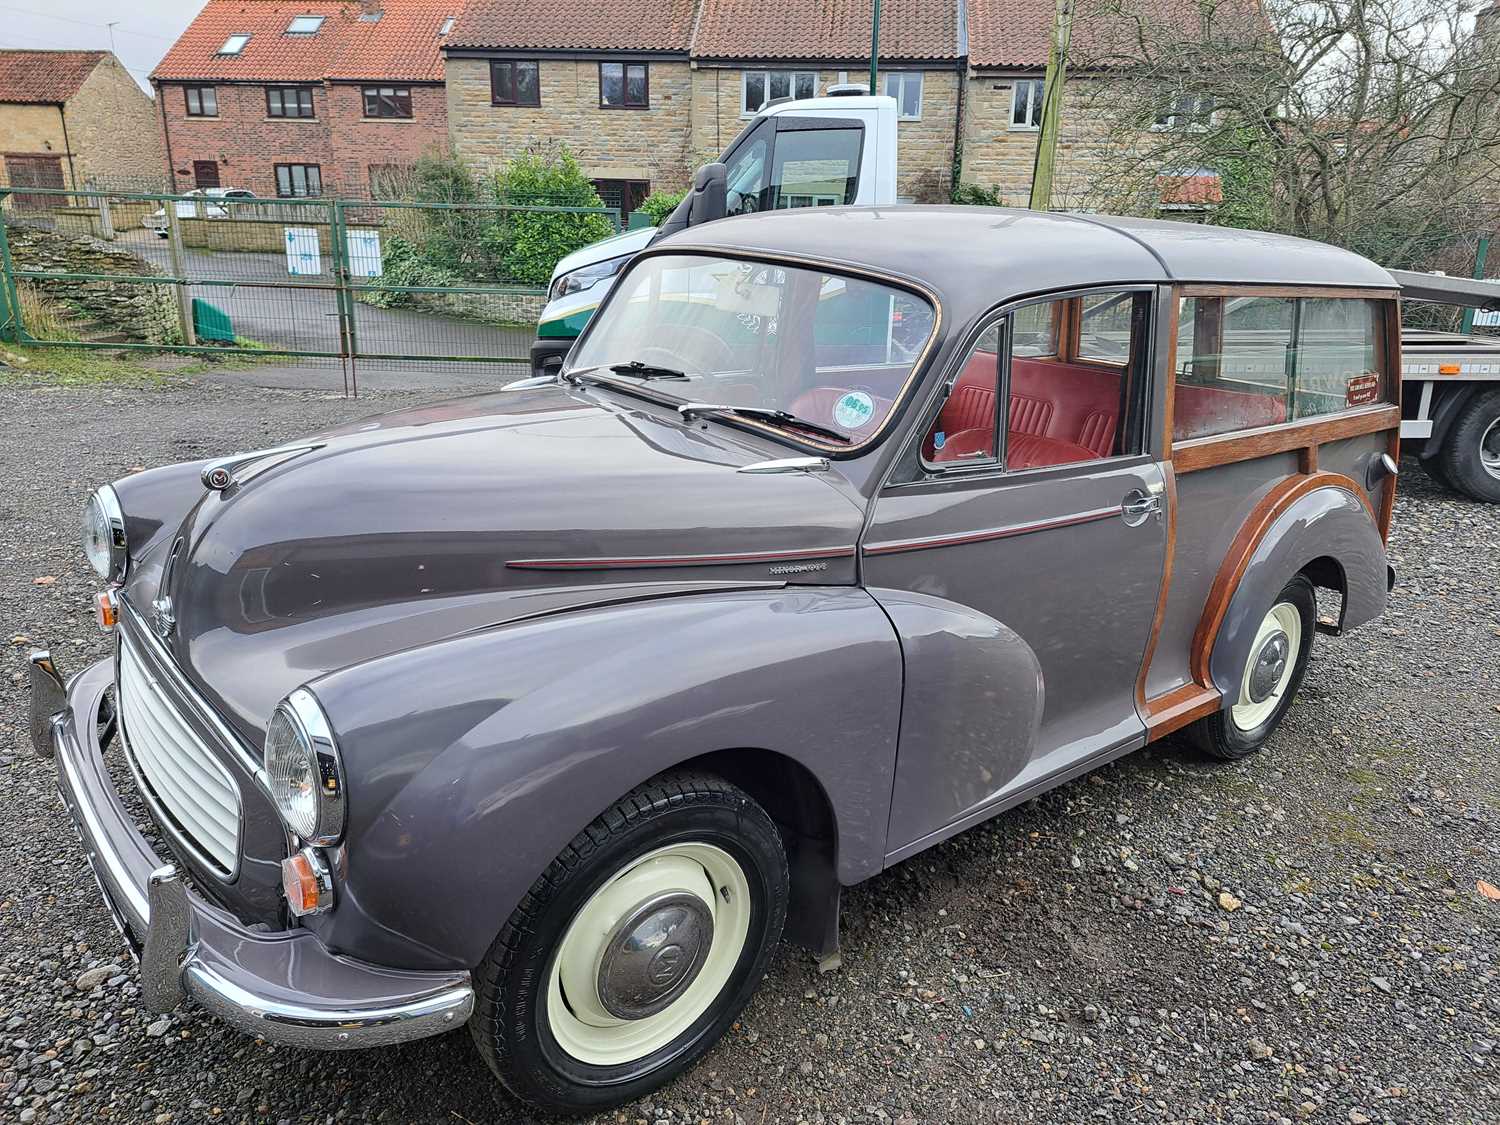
[570,253,937,446]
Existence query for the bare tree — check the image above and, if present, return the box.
[1072,0,1500,270]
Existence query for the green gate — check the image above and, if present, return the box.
[0,187,620,394]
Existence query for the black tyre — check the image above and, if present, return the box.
[1189,574,1316,761]
[1439,387,1500,503]
[470,771,788,1115]
[1420,453,1455,492]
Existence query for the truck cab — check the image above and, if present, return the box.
[531,94,899,376]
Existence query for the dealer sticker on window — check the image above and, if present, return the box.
[1346,373,1380,407]
[832,391,876,430]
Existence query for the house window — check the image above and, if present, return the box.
[490,60,539,106]
[363,86,413,118]
[217,34,250,55]
[1011,79,1044,130]
[439,16,456,35]
[882,72,923,120]
[742,70,816,115]
[1155,94,1215,130]
[285,15,324,34]
[184,86,218,117]
[592,178,651,214]
[600,62,648,109]
[267,86,316,118]
[274,163,323,197]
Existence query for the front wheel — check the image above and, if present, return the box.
[1439,387,1500,503]
[470,772,788,1114]
[1189,574,1316,761]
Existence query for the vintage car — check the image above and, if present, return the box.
[30,207,1401,1113]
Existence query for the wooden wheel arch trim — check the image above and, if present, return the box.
[1143,470,1366,739]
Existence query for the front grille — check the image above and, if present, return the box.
[117,632,242,877]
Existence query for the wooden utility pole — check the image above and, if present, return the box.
[1028,0,1075,211]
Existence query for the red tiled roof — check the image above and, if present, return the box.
[0,50,106,104]
[968,0,1268,70]
[691,0,958,61]
[446,0,697,52]
[152,0,459,83]
[1158,172,1223,205]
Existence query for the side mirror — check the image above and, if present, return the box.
[651,163,728,244]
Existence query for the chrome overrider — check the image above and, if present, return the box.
[28,649,474,1049]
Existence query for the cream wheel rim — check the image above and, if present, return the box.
[545,842,751,1067]
[1231,601,1302,731]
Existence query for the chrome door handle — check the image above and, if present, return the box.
[1120,489,1162,527]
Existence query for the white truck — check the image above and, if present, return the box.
[529,92,899,376]
[1390,270,1500,503]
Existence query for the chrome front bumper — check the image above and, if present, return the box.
[29,652,474,1049]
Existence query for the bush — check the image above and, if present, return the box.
[638,190,686,226]
[492,149,616,285]
[951,182,1005,207]
[360,235,460,308]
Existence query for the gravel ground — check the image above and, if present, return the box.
[1,379,1497,1125]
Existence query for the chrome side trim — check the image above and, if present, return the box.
[201,442,325,491]
[737,457,831,474]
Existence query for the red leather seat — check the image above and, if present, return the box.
[1006,432,1097,469]
[1173,384,1285,441]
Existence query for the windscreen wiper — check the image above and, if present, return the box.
[609,360,691,380]
[677,402,852,444]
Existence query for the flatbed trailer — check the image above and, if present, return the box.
[1392,269,1500,503]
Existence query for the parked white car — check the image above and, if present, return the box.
[144,188,256,237]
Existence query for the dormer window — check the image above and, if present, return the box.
[439,16,455,35]
[285,16,325,35]
[217,34,251,56]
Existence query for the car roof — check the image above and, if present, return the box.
[655,207,1397,307]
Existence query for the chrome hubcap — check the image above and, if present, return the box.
[597,892,713,1020]
[1480,417,1500,481]
[1246,630,1290,703]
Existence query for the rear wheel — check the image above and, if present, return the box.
[1189,575,1316,761]
[1439,388,1500,503]
[470,771,788,1114]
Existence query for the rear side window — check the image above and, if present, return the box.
[1173,295,1387,441]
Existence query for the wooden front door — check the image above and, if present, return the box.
[193,160,220,189]
[5,155,64,209]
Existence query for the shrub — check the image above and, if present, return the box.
[951,182,1005,207]
[638,190,686,226]
[360,235,460,308]
[492,149,616,285]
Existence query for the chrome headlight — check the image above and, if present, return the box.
[549,253,631,302]
[265,688,345,845]
[82,485,127,582]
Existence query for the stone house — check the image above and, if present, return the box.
[0,50,165,204]
[151,0,459,200]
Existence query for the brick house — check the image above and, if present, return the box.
[151,0,460,200]
[0,50,165,203]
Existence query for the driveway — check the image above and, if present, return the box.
[1,378,1497,1124]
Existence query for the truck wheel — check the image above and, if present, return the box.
[470,771,789,1114]
[1439,387,1500,503]
[1189,575,1316,761]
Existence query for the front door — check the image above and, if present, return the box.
[193,160,220,189]
[868,287,1169,855]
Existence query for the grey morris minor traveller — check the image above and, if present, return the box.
[30,207,1401,1113]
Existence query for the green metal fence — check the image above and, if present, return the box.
[0,187,621,394]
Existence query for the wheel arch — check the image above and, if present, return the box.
[1197,474,1387,702]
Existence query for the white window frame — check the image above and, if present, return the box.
[285,15,325,35]
[741,70,819,117]
[1010,79,1043,131]
[882,71,923,121]
[1153,94,1216,132]
[217,34,251,56]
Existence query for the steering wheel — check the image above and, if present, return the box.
[635,326,737,374]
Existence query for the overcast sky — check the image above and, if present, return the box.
[0,0,207,93]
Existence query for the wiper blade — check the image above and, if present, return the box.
[608,360,691,380]
[676,403,852,444]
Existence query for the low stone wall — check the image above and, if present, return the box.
[179,216,338,253]
[357,286,545,331]
[5,219,181,344]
